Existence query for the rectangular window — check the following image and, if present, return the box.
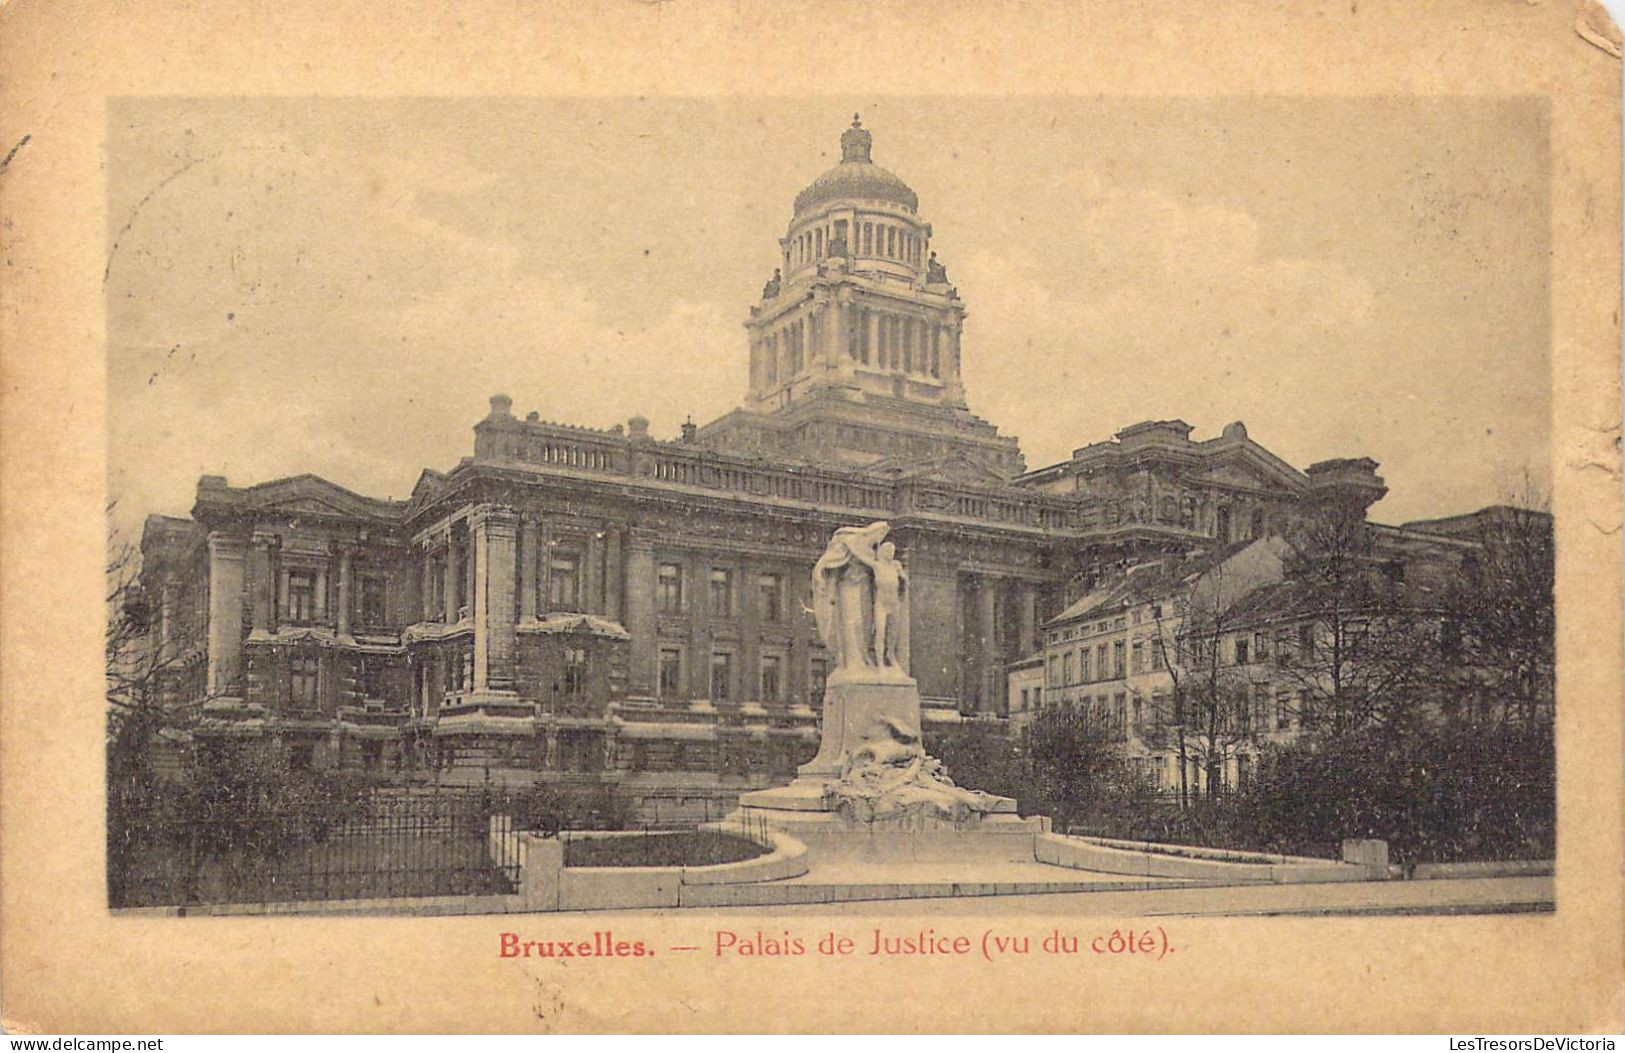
[658,647,683,698]
[1298,623,1315,656]
[1112,640,1126,678]
[1235,637,1250,665]
[1062,651,1075,685]
[1254,631,1270,660]
[359,657,385,700]
[710,651,733,702]
[290,653,320,706]
[1276,691,1292,730]
[357,574,387,628]
[862,222,873,255]
[1079,648,1091,682]
[549,553,580,611]
[287,571,316,625]
[759,653,782,703]
[709,568,734,617]
[1046,655,1059,687]
[657,562,683,614]
[1131,641,1144,674]
[758,572,783,622]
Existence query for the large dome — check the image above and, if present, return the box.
[792,117,918,215]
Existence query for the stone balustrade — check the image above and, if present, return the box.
[476,416,1097,531]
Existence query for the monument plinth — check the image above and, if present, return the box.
[734,522,1028,853]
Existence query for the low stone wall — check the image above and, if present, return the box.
[1037,834,1369,884]
[515,825,810,912]
[1079,835,1335,867]
[1410,859,1554,880]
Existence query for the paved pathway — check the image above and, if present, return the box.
[637,875,1554,917]
[784,859,1174,886]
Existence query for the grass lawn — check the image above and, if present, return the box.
[563,830,767,868]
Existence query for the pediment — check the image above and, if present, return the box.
[1192,447,1305,494]
[245,474,401,523]
[267,497,356,518]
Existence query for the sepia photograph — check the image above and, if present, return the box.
[105,97,1556,918]
[2,0,1620,1037]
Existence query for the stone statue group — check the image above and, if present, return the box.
[806,521,999,822]
[811,520,911,679]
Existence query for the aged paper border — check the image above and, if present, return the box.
[1,0,1620,1034]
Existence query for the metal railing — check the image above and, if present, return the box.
[110,788,521,908]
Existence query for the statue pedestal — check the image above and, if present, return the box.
[797,675,921,779]
[735,674,1023,856]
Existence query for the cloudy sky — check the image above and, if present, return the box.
[107,96,1549,532]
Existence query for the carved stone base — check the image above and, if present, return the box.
[739,675,1018,829]
[798,677,922,778]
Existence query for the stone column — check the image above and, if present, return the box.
[977,576,999,713]
[1018,581,1038,657]
[336,549,353,638]
[585,530,605,615]
[624,533,657,695]
[906,563,960,702]
[248,539,275,635]
[158,577,179,658]
[205,533,246,697]
[313,563,328,624]
[464,530,477,619]
[687,561,710,701]
[518,517,537,622]
[443,533,460,623]
[419,547,435,622]
[604,528,623,623]
[471,509,519,694]
[537,520,554,614]
[739,557,759,703]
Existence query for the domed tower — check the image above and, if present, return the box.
[700,117,1022,477]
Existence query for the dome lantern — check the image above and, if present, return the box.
[840,114,873,163]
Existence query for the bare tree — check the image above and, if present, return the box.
[1272,505,1437,737]
[1444,492,1555,729]
[106,509,208,744]
[1143,568,1262,806]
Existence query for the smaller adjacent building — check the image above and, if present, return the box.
[1030,471,1529,800]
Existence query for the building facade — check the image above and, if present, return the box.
[132,118,1467,821]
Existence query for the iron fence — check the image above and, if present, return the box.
[111,789,521,908]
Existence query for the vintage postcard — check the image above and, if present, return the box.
[1,0,1621,1035]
